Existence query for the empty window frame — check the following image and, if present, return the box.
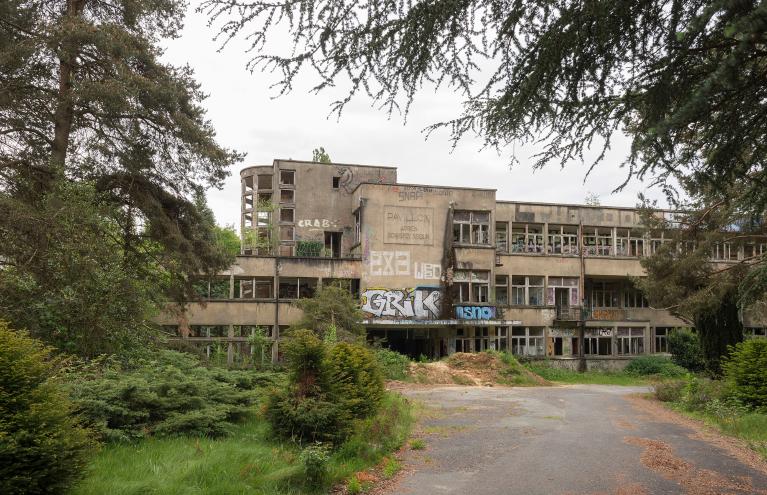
[256,210,271,227]
[588,281,621,308]
[495,275,509,305]
[547,225,579,255]
[280,189,294,203]
[193,277,230,299]
[584,329,612,355]
[647,234,671,256]
[278,244,294,256]
[454,270,490,303]
[583,227,614,256]
[280,208,294,223]
[453,211,490,245]
[615,228,645,257]
[189,325,229,338]
[243,212,253,228]
[353,209,362,244]
[235,277,274,299]
[243,175,254,192]
[257,192,272,205]
[510,327,545,356]
[323,278,361,298]
[743,242,766,259]
[510,275,544,306]
[257,174,273,190]
[332,176,340,189]
[744,327,767,339]
[244,194,253,210]
[278,277,317,299]
[280,225,294,241]
[711,242,738,261]
[655,327,672,352]
[510,223,544,253]
[279,170,295,186]
[617,327,645,355]
[495,222,509,253]
[545,276,580,306]
[623,285,648,308]
[324,231,342,258]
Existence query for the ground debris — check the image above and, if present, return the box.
[406,352,549,387]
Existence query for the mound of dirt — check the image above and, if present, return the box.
[408,352,550,387]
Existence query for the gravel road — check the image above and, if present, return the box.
[385,385,767,495]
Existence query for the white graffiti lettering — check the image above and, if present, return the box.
[369,250,410,276]
[361,288,441,320]
[414,262,441,280]
[298,218,338,229]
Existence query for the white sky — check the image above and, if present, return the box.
[163,5,670,230]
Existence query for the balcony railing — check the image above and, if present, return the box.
[554,306,583,321]
[585,307,628,321]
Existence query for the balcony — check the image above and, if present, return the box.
[554,306,583,322]
[585,307,628,321]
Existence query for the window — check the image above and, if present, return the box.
[454,270,490,303]
[456,327,506,353]
[278,277,317,299]
[588,281,621,308]
[743,242,766,259]
[278,244,294,256]
[280,189,294,203]
[584,328,612,355]
[243,212,252,228]
[257,192,272,205]
[244,194,253,210]
[495,275,508,305]
[510,275,544,306]
[244,175,254,192]
[495,222,508,253]
[511,223,544,253]
[354,209,362,244]
[193,277,230,299]
[280,226,294,241]
[616,229,645,257]
[711,242,738,261]
[547,225,579,255]
[280,208,294,223]
[623,286,648,308]
[510,327,545,356]
[617,327,645,355]
[744,327,767,339]
[546,276,580,306]
[583,227,614,256]
[453,211,490,245]
[189,325,229,338]
[332,176,340,189]
[257,174,272,190]
[280,170,295,186]
[324,231,342,258]
[235,277,274,299]
[256,210,271,227]
[323,278,360,298]
[655,327,672,352]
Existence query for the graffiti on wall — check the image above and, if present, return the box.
[368,250,441,280]
[298,218,339,229]
[455,306,496,320]
[383,206,433,245]
[361,287,441,319]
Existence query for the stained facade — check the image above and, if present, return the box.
[157,159,767,367]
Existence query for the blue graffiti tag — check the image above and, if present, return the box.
[455,306,496,320]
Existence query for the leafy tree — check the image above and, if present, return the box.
[0,0,242,355]
[204,0,767,310]
[215,224,241,258]
[722,339,767,411]
[0,322,96,495]
[667,328,706,373]
[292,285,365,341]
[312,147,332,164]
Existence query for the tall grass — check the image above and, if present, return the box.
[71,393,413,495]
[524,361,651,386]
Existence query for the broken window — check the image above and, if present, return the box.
[510,327,544,356]
[280,208,294,223]
[244,194,253,210]
[235,277,273,299]
[617,327,645,355]
[453,210,490,245]
[584,328,613,355]
[243,175,254,192]
[324,278,360,298]
[654,327,672,352]
[324,231,342,257]
[454,270,490,303]
[616,228,645,257]
[354,208,362,244]
[280,189,294,203]
[587,281,621,308]
[279,170,295,186]
[257,174,272,190]
[745,327,767,339]
[278,277,318,299]
[510,275,544,306]
[243,212,253,228]
[495,222,508,253]
[189,325,229,338]
[256,210,270,227]
[711,242,738,261]
[547,224,579,255]
[583,227,614,256]
[495,275,508,305]
[623,284,648,308]
[280,226,294,241]
[511,223,544,253]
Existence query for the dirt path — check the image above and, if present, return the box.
[383,385,767,495]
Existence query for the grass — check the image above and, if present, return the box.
[674,406,767,459]
[524,361,651,386]
[409,438,426,450]
[71,392,414,495]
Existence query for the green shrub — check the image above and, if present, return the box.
[654,379,686,402]
[326,343,384,419]
[0,323,96,495]
[625,356,687,377]
[409,438,426,450]
[67,350,260,441]
[300,443,330,488]
[382,457,401,479]
[681,375,731,412]
[668,328,705,372]
[265,391,350,444]
[722,339,767,411]
[282,329,328,396]
[373,348,410,380]
[347,475,363,494]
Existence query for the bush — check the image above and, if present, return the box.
[681,375,732,412]
[374,348,410,380]
[300,443,330,489]
[668,328,705,372]
[326,343,384,419]
[722,339,767,412]
[654,379,686,402]
[265,391,351,444]
[67,350,261,441]
[625,355,687,377]
[0,323,96,495]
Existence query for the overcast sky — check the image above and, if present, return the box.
[163,5,669,230]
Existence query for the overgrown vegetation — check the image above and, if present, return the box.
[291,285,366,341]
[67,350,274,442]
[373,347,411,381]
[654,340,767,458]
[667,329,706,373]
[524,361,652,386]
[0,323,96,495]
[624,356,687,378]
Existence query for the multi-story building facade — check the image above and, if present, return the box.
[157,159,767,368]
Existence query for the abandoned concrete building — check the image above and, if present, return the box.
[157,159,767,368]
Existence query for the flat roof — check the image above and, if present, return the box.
[274,159,398,170]
[496,199,677,213]
[353,181,496,194]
